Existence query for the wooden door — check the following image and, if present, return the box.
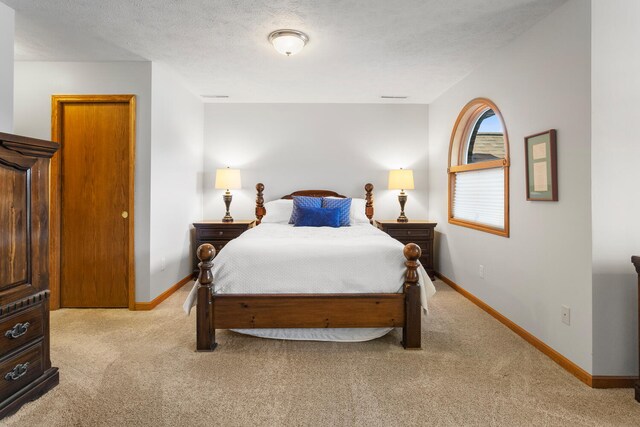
[51,95,135,308]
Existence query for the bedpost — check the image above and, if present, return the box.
[255,183,265,224]
[365,183,374,223]
[402,243,422,349]
[196,243,217,351]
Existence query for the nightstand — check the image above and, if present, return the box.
[375,220,437,280]
[192,221,253,275]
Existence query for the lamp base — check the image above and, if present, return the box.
[397,191,408,223]
[222,192,234,223]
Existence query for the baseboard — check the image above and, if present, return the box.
[435,272,638,389]
[590,376,638,389]
[134,274,192,310]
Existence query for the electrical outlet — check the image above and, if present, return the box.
[561,305,570,325]
[478,264,485,279]
[161,257,166,271]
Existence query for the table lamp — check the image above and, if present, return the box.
[215,167,242,222]
[388,168,414,223]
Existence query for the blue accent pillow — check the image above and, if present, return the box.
[289,196,322,224]
[294,207,341,228]
[321,197,352,226]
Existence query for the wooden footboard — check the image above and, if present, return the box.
[194,242,422,351]
[196,244,216,351]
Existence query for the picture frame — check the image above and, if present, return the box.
[525,129,557,201]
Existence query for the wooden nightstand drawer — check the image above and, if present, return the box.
[198,227,245,240]
[0,341,44,401]
[416,242,431,256]
[0,305,44,358]
[387,228,432,239]
[199,240,228,254]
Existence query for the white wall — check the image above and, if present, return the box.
[428,0,593,372]
[203,104,428,222]
[591,0,640,376]
[0,2,14,132]
[149,62,203,300]
[13,61,154,302]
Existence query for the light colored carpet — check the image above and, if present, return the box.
[4,280,640,426]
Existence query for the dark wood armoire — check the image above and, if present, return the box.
[0,132,59,418]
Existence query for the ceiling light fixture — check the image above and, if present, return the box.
[381,96,409,99]
[268,29,309,56]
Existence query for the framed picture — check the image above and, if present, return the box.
[525,129,557,201]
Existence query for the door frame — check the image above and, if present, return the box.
[50,94,136,310]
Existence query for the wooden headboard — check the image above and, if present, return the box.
[255,183,374,224]
[281,190,346,199]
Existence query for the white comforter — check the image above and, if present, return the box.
[184,223,436,342]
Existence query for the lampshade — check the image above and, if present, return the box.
[388,169,415,190]
[215,168,242,190]
[268,29,309,56]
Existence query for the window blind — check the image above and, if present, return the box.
[452,167,504,229]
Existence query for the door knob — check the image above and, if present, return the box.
[121,211,129,218]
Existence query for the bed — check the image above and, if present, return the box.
[185,183,436,350]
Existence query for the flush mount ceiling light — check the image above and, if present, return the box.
[268,29,309,56]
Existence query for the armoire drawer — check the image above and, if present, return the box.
[0,304,44,358]
[0,340,44,400]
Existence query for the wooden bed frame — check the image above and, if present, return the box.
[195,183,423,351]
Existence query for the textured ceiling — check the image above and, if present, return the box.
[2,0,566,103]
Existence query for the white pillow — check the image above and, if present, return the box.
[325,197,370,224]
[350,198,371,224]
[261,199,294,223]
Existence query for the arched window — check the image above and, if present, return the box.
[448,98,509,237]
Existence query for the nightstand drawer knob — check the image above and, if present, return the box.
[5,322,30,339]
[218,231,223,235]
[5,362,29,381]
[121,211,129,219]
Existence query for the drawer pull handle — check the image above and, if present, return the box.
[5,322,30,339]
[218,231,223,235]
[5,362,29,381]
